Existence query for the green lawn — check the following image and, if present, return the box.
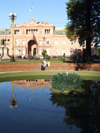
[0,71,100,82]
[0,58,64,63]
[0,58,100,82]
[1,58,100,63]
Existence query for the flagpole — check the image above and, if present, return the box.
[30,3,33,20]
[32,4,33,19]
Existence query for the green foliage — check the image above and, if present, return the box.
[42,49,47,58]
[42,49,50,60]
[58,56,63,61]
[65,0,100,59]
[51,73,83,90]
[66,0,87,46]
[65,25,75,41]
[94,47,100,56]
[45,54,50,60]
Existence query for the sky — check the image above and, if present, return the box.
[0,0,69,29]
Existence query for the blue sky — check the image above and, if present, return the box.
[0,0,69,29]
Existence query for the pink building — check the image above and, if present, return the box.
[0,19,94,58]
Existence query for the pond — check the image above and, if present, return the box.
[0,79,100,133]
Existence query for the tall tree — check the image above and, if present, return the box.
[86,0,91,60]
[65,0,100,61]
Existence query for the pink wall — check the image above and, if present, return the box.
[0,19,94,57]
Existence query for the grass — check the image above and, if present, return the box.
[1,58,100,63]
[0,58,63,63]
[0,71,100,82]
[0,58,100,82]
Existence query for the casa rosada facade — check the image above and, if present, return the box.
[0,19,94,58]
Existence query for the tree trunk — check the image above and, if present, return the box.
[86,0,91,62]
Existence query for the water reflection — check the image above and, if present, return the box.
[9,79,52,109]
[11,79,51,90]
[0,79,100,132]
[50,80,100,132]
[9,82,17,109]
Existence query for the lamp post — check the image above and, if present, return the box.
[9,82,17,109]
[43,36,46,50]
[9,12,17,62]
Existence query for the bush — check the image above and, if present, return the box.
[58,56,63,61]
[17,56,21,58]
[42,49,50,60]
[45,54,50,60]
[42,49,47,58]
[51,73,83,90]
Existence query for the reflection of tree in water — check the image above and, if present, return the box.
[50,80,100,132]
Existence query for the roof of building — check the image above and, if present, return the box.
[0,29,66,35]
[0,20,66,36]
[0,30,11,35]
[54,30,66,35]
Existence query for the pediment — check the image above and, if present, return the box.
[15,19,54,28]
[16,22,26,28]
[27,19,37,26]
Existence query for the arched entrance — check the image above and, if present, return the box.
[28,40,37,56]
[33,48,36,56]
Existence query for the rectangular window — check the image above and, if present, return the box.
[62,49,66,55]
[22,40,25,45]
[33,29,38,34]
[26,29,38,34]
[22,50,25,55]
[70,41,73,45]
[15,39,18,45]
[39,50,42,55]
[39,40,42,46]
[55,49,59,55]
[14,30,20,34]
[45,29,50,34]
[46,49,49,55]
[62,40,66,45]
[70,48,73,55]
[46,39,49,45]
[9,49,11,55]
[55,40,59,45]
[8,40,11,45]
[15,49,19,56]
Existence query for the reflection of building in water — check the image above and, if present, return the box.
[11,79,52,91]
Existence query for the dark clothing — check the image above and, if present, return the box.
[41,65,45,71]
[63,53,65,62]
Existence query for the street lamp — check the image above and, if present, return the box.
[43,36,46,50]
[9,82,17,109]
[9,12,17,62]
